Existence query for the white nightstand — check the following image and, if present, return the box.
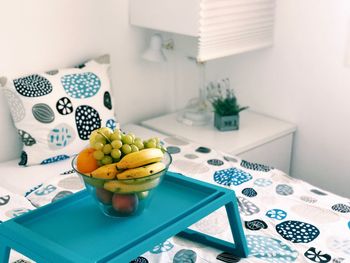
[140,111,297,173]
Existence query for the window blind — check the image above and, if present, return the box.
[197,0,276,61]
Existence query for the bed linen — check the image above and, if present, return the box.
[0,157,74,196]
[1,133,349,262]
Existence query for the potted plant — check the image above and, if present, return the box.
[208,81,248,131]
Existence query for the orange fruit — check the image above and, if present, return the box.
[77,148,99,173]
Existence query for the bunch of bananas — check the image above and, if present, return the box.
[83,148,166,193]
[87,148,165,179]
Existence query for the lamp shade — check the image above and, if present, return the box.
[142,34,167,62]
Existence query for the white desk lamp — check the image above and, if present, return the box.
[142,33,212,126]
[142,34,174,62]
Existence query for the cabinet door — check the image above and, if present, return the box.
[237,134,293,174]
[130,0,200,36]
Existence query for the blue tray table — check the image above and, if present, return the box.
[0,172,248,263]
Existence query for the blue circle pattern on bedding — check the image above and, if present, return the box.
[240,160,272,172]
[173,249,197,263]
[266,209,287,220]
[150,241,174,254]
[0,195,10,206]
[276,220,320,243]
[254,178,272,187]
[207,159,224,166]
[40,155,70,165]
[242,187,258,197]
[304,247,332,263]
[51,191,73,203]
[245,219,268,231]
[8,141,349,262]
[130,257,148,263]
[214,168,252,186]
[246,235,298,263]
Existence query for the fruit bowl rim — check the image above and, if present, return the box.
[71,150,172,182]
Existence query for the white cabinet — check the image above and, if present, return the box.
[140,111,297,173]
[130,0,200,37]
[130,0,276,61]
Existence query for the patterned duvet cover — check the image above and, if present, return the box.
[1,136,349,263]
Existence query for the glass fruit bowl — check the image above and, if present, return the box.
[72,151,172,218]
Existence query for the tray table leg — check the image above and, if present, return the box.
[0,242,10,263]
[177,197,249,258]
[225,200,249,257]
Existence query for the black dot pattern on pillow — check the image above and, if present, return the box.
[13,74,52,97]
[104,91,112,110]
[19,151,28,166]
[75,105,101,140]
[18,129,36,146]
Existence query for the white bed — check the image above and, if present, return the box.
[1,124,349,263]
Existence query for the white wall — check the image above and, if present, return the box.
[0,0,199,161]
[206,0,350,198]
[2,0,348,198]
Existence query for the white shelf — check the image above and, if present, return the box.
[130,0,276,61]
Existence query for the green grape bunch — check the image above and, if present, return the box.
[89,127,165,166]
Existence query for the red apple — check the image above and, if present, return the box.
[112,193,139,215]
[95,188,113,205]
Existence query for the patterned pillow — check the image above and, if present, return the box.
[1,55,118,166]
